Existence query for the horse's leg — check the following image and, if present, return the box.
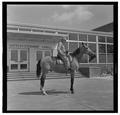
[70,70,75,94]
[40,73,47,95]
[40,74,44,91]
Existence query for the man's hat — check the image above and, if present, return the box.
[60,38,66,42]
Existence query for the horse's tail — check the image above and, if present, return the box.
[36,59,41,78]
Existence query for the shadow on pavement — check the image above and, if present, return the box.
[19,89,69,96]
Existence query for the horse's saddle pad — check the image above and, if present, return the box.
[53,55,72,65]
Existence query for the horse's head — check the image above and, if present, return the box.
[80,42,96,62]
[71,42,96,62]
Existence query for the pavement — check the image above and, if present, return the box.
[7,76,113,111]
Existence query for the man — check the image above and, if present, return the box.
[57,38,70,73]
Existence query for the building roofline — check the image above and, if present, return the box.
[7,23,113,36]
[92,22,113,32]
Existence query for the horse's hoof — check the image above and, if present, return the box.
[43,92,47,95]
[70,90,74,94]
[42,91,48,95]
[71,91,74,94]
[40,89,47,95]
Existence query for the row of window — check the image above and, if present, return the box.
[68,42,113,53]
[10,44,113,64]
[11,50,27,62]
[69,33,113,43]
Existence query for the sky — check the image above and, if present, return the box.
[7,5,113,31]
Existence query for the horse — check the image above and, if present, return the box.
[36,42,96,95]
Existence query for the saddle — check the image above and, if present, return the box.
[55,55,64,64]
[53,54,72,65]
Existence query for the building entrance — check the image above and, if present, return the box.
[9,49,28,72]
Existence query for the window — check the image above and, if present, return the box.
[11,64,18,70]
[107,44,113,53]
[69,42,78,52]
[88,35,96,42]
[98,44,106,63]
[88,43,96,53]
[69,33,78,40]
[107,37,113,43]
[98,36,106,42]
[99,54,106,63]
[20,50,27,62]
[107,54,113,63]
[11,50,18,62]
[79,34,87,41]
[98,41,113,63]
[107,44,113,63]
[20,64,27,69]
[99,44,106,53]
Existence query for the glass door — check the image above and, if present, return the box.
[19,49,28,71]
[9,49,28,72]
[9,50,19,71]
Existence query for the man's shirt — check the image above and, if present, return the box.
[57,42,66,56]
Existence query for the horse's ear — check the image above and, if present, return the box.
[82,42,85,47]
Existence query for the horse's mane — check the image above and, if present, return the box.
[70,47,80,57]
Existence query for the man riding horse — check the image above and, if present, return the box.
[56,38,71,74]
[36,41,96,95]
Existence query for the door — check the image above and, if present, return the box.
[44,50,51,57]
[36,50,51,62]
[9,49,28,72]
[19,49,28,71]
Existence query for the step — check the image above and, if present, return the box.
[7,76,82,81]
[7,73,82,79]
[7,76,77,81]
[7,72,84,81]
[7,72,82,77]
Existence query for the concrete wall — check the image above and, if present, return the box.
[79,63,113,75]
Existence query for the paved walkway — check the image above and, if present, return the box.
[7,77,113,111]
